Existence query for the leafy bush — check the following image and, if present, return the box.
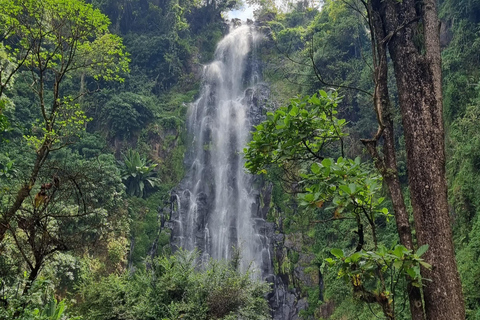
[0,277,80,320]
[76,250,270,320]
[101,92,154,139]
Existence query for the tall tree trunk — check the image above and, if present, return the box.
[370,0,465,318]
[362,3,425,318]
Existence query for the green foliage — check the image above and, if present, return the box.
[0,145,128,318]
[0,0,130,156]
[258,0,378,152]
[89,0,235,93]
[5,148,126,256]
[0,0,129,83]
[326,244,430,317]
[76,250,270,320]
[298,156,389,222]
[447,103,480,317]
[69,132,107,158]
[0,113,8,135]
[441,3,480,317]
[121,149,161,198]
[0,97,13,137]
[440,0,480,22]
[457,214,480,318]
[442,19,480,122]
[0,156,16,181]
[0,1,253,320]
[0,277,80,320]
[448,104,480,231]
[245,93,381,225]
[244,91,417,318]
[245,90,346,174]
[126,192,171,266]
[0,0,130,256]
[101,92,154,139]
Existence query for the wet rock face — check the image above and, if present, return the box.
[264,204,313,319]
[244,83,271,127]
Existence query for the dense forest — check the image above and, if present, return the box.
[0,0,479,319]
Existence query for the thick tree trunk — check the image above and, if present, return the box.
[362,3,425,318]
[370,0,465,318]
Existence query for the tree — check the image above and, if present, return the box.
[361,0,465,318]
[5,152,126,295]
[0,146,128,319]
[0,0,129,244]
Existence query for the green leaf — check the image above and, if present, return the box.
[331,248,344,258]
[304,193,314,202]
[322,158,332,168]
[406,267,417,279]
[339,185,351,195]
[419,261,432,269]
[349,252,362,263]
[348,183,357,194]
[275,121,285,129]
[274,112,281,122]
[393,260,404,270]
[416,244,429,257]
[311,162,321,174]
[285,115,291,126]
[376,245,387,257]
[392,245,407,258]
[289,105,299,116]
[309,94,321,105]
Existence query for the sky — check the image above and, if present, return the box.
[226,0,321,20]
[226,5,256,20]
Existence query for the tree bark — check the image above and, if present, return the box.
[370,0,465,318]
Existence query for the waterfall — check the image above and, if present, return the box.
[171,23,271,277]
[168,22,307,319]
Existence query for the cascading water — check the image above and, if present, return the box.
[170,23,272,277]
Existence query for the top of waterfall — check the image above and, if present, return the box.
[228,18,255,28]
